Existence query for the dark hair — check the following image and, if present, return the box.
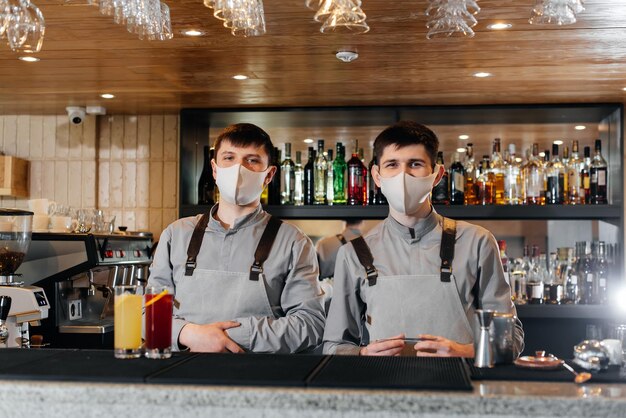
[213,123,274,163]
[373,121,439,168]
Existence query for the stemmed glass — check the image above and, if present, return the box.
[529,0,585,25]
[425,0,480,39]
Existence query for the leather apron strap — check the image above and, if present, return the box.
[249,216,283,281]
[439,217,457,283]
[351,236,378,286]
[185,212,211,276]
[336,234,347,245]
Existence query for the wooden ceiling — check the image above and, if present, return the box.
[2,0,626,114]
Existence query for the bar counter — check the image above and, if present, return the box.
[1,379,626,418]
[0,349,624,417]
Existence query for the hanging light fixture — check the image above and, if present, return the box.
[0,0,46,54]
[308,0,369,34]
[205,0,266,37]
[529,0,585,25]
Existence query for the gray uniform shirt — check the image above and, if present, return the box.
[149,204,326,353]
[315,227,362,279]
[323,208,524,355]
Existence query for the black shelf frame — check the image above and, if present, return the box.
[515,304,626,320]
[180,204,623,221]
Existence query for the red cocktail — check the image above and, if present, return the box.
[144,287,173,359]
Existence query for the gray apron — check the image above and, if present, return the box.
[174,268,275,325]
[352,217,474,345]
[363,273,474,344]
[175,212,282,331]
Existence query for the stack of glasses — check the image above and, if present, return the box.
[529,0,585,25]
[86,0,173,41]
[425,0,480,39]
[204,0,266,37]
[306,0,369,34]
[0,0,45,53]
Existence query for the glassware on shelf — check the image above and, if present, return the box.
[280,143,295,205]
[294,151,304,206]
[449,152,465,205]
[333,143,347,205]
[589,139,608,204]
[314,139,328,205]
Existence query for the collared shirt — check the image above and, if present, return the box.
[323,208,524,355]
[149,204,326,353]
[315,226,362,279]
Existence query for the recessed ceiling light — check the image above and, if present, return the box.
[622,87,626,91]
[553,140,563,145]
[233,74,248,80]
[100,93,115,99]
[515,157,522,163]
[18,56,39,62]
[575,125,586,130]
[487,23,512,30]
[458,134,469,140]
[181,29,205,36]
[473,72,492,78]
[303,138,314,144]
[456,147,466,153]
[539,152,545,157]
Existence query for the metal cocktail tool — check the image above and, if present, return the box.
[475,309,496,368]
[0,296,12,347]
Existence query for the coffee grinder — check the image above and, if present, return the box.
[0,209,50,348]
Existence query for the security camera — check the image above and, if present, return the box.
[66,106,86,125]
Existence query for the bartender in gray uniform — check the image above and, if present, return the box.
[323,121,524,357]
[315,218,364,279]
[149,123,325,354]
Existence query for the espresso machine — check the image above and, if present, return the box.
[16,230,153,348]
[0,209,50,348]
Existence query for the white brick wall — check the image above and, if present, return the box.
[0,114,179,238]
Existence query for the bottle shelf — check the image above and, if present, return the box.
[515,304,626,320]
[179,204,622,221]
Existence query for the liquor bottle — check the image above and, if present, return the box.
[359,147,367,204]
[326,149,334,205]
[562,146,570,203]
[294,151,304,206]
[579,241,596,304]
[314,139,328,205]
[280,143,295,205]
[526,245,544,304]
[546,144,565,204]
[367,149,385,205]
[432,151,449,205]
[524,144,544,205]
[595,241,608,305]
[516,244,532,303]
[567,140,584,205]
[266,147,281,205]
[333,143,347,204]
[303,147,316,205]
[197,145,215,205]
[464,143,478,205]
[449,152,465,205]
[504,144,522,205]
[541,150,550,205]
[475,156,494,205]
[589,139,608,204]
[347,141,366,206]
[490,138,506,205]
[563,246,580,304]
[581,146,591,204]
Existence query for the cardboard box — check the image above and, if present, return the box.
[0,156,29,197]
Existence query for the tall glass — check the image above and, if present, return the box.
[114,285,143,359]
[144,286,173,359]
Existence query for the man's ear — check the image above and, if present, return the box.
[211,159,217,180]
[264,165,277,186]
[372,165,381,188]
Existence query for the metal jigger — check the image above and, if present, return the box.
[0,296,12,347]
[474,309,495,368]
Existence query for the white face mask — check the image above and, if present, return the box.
[215,163,269,206]
[378,166,441,215]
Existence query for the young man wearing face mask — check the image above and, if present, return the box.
[149,123,325,353]
[323,121,524,357]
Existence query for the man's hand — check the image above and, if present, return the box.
[359,333,405,356]
[413,334,474,358]
[179,321,244,353]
